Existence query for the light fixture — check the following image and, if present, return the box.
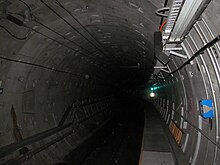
[150,92,155,97]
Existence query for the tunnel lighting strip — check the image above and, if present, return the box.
[165,34,220,78]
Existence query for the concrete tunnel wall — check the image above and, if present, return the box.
[0,0,157,164]
[151,1,220,165]
[0,0,220,165]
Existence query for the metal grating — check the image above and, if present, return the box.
[163,0,183,40]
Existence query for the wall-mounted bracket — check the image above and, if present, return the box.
[170,50,188,59]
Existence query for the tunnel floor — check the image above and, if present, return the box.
[56,99,144,165]
[56,100,176,165]
[141,102,175,165]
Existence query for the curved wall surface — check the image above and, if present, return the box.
[154,0,220,164]
[0,0,220,165]
[0,0,158,164]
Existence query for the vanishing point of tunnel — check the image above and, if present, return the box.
[0,0,220,165]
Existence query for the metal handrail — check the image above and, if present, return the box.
[0,95,114,164]
[2,131,72,165]
[0,123,72,158]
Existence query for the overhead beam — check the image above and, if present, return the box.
[154,66,168,69]
[164,47,183,51]
[170,50,188,59]
[161,68,170,73]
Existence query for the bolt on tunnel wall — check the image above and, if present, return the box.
[0,0,220,165]
[0,0,157,164]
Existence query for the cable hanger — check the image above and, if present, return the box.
[165,34,220,79]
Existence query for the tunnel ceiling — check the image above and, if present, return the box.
[0,0,162,86]
[2,1,220,164]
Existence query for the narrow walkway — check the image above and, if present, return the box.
[142,102,175,165]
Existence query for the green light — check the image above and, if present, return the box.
[150,86,161,91]
[149,82,168,92]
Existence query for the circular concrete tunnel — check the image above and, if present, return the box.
[0,0,220,165]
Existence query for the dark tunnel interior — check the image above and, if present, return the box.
[0,0,220,165]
